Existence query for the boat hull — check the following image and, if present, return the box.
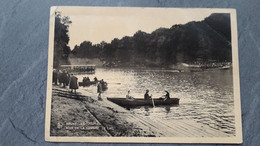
[79,81,96,87]
[79,82,108,91]
[107,98,180,108]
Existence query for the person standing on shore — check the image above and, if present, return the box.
[69,74,78,94]
[65,73,70,86]
[97,81,103,100]
[53,69,58,85]
[57,70,61,85]
[60,70,67,87]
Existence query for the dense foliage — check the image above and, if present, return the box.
[71,13,231,67]
[53,12,71,68]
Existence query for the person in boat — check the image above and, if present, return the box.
[160,90,170,101]
[69,74,78,94]
[83,77,89,82]
[82,77,86,82]
[86,77,90,82]
[82,77,90,85]
[94,77,98,83]
[159,90,170,100]
[144,89,152,100]
[97,81,103,100]
[126,90,135,100]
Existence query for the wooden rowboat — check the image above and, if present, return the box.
[79,81,108,91]
[78,81,96,87]
[107,97,180,108]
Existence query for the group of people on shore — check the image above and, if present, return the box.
[52,69,79,93]
[126,90,171,101]
[53,69,69,87]
[53,69,107,97]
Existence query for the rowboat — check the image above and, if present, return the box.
[78,81,96,87]
[79,81,108,91]
[107,97,180,108]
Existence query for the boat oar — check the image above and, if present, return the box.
[151,95,155,108]
[107,83,121,85]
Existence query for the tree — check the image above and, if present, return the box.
[53,12,72,68]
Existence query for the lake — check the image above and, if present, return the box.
[76,68,235,136]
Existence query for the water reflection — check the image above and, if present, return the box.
[165,106,171,114]
[144,106,150,116]
[76,68,235,135]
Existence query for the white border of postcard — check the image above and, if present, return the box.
[45,6,242,143]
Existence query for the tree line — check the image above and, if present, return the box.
[56,13,232,68]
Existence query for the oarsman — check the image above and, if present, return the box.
[163,90,170,101]
[144,89,152,100]
[159,90,170,101]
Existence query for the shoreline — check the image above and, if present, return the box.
[59,61,232,71]
[50,85,160,136]
[50,85,234,137]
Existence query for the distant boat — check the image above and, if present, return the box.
[107,98,180,108]
[221,65,231,70]
[79,81,108,90]
[78,81,96,87]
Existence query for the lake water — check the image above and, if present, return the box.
[76,68,235,136]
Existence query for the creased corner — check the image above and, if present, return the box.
[50,6,57,18]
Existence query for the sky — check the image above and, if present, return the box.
[55,7,230,49]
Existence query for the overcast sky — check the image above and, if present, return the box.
[55,7,228,49]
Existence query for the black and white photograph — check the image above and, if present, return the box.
[45,7,242,143]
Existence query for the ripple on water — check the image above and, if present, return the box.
[77,68,236,136]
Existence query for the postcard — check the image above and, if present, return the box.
[45,6,242,143]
